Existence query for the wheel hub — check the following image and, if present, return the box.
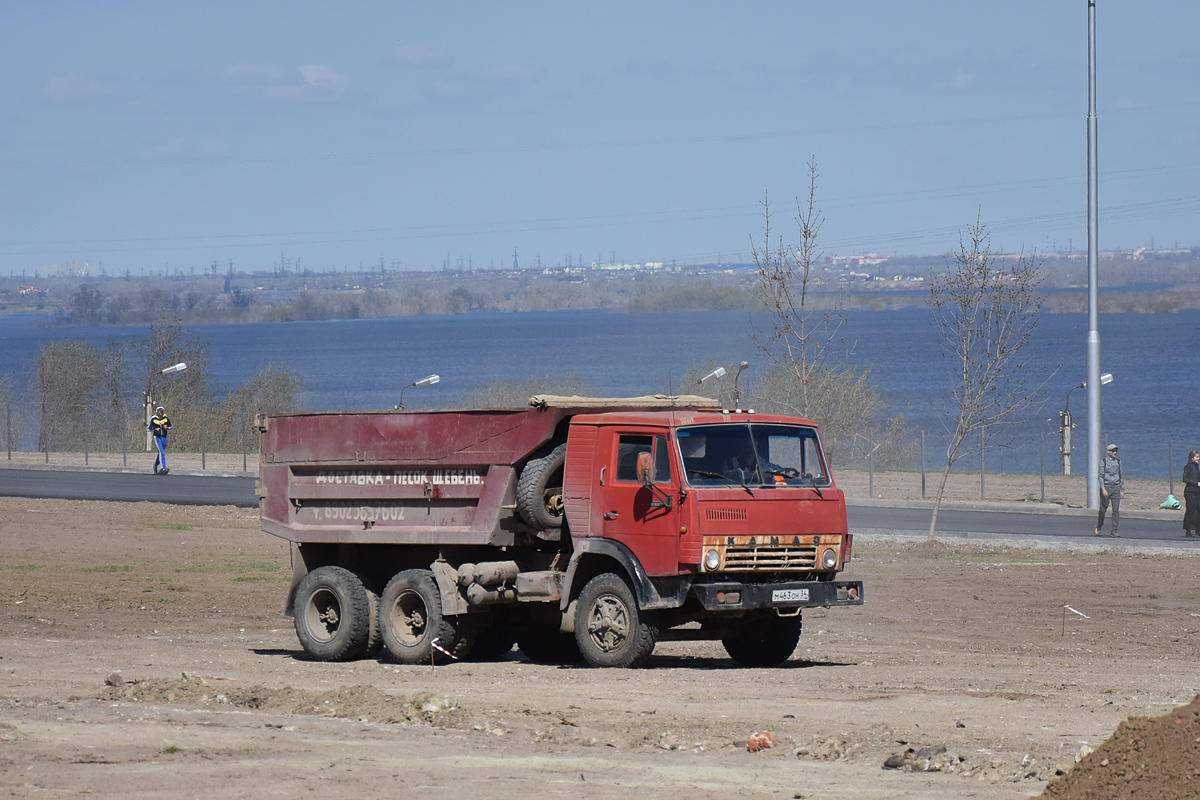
[392,590,429,646]
[587,594,630,652]
[305,588,341,643]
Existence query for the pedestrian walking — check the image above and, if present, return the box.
[1095,443,1124,537]
[1183,450,1200,536]
[149,405,172,475]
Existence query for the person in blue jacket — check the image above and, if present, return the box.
[148,406,172,475]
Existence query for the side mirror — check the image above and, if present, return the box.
[636,451,653,486]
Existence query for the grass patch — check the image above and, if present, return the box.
[147,523,192,531]
[81,565,134,573]
[162,744,180,754]
[5,564,43,571]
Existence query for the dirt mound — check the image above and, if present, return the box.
[1039,695,1200,799]
[101,674,460,725]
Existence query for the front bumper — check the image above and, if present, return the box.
[691,579,863,612]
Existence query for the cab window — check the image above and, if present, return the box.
[616,435,652,482]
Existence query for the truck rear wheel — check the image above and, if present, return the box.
[293,566,372,662]
[363,584,383,657]
[516,443,567,529]
[380,569,475,664]
[722,611,803,667]
[574,573,659,668]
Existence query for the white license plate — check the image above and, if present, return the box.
[772,588,808,603]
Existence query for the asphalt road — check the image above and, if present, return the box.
[0,468,257,507]
[848,504,1189,545]
[0,467,1190,545]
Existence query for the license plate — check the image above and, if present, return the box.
[772,588,808,603]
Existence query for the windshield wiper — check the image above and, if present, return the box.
[688,469,755,496]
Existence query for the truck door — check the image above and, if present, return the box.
[598,429,680,576]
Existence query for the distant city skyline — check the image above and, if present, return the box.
[2,2,1197,275]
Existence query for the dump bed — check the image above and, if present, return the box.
[258,407,568,546]
[257,395,719,547]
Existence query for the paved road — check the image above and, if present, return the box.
[1,467,1191,545]
[848,504,1190,545]
[0,468,257,507]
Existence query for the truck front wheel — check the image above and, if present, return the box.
[722,611,803,667]
[574,573,659,668]
[293,566,372,662]
[380,569,475,664]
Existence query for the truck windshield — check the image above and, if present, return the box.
[676,424,830,489]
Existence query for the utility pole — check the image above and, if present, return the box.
[1085,0,1103,509]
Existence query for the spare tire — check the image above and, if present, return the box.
[516,443,567,529]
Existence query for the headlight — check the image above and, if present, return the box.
[821,547,838,569]
[704,549,721,571]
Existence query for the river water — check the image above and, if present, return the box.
[0,308,1191,479]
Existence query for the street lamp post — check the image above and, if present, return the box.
[1085,0,1103,508]
[145,362,187,450]
[732,362,748,408]
[396,374,440,410]
[1061,372,1112,476]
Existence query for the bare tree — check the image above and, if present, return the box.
[751,160,844,418]
[926,217,1053,541]
[210,365,303,451]
[35,340,101,453]
[134,319,212,451]
[750,160,913,469]
[0,374,23,454]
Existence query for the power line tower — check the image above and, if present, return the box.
[513,248,519,270]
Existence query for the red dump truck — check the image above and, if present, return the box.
[256,395,863,668]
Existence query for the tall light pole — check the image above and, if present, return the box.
[145,362,187,450]
[1085,0,1103,509]
[1061,372,1112,475]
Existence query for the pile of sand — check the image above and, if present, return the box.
[1039,695,1200,799]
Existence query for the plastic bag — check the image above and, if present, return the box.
[1160,494,1181,510]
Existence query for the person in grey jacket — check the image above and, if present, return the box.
[1095,443,1124,537]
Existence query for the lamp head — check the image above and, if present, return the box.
[161,362,187,374]
[414,374,440,387]
[698,366,726,384]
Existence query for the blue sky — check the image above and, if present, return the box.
[2,2,1197,275]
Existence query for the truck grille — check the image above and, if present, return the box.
[704,534,829,572]
[722,542,817,571]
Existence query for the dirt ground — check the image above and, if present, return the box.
[2,495,1199,799]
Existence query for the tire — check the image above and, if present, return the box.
[379,569,475,664]
[573,573,659,668]
[293,566,372,661]
[722,611,803,667]
[516,443,567,529]
[363,584,383,657]
[517,625,583,664]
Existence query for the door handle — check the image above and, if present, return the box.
[603,511,619,520]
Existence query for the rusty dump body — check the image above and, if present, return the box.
[258,405,574,547]
[257,395,864,668]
